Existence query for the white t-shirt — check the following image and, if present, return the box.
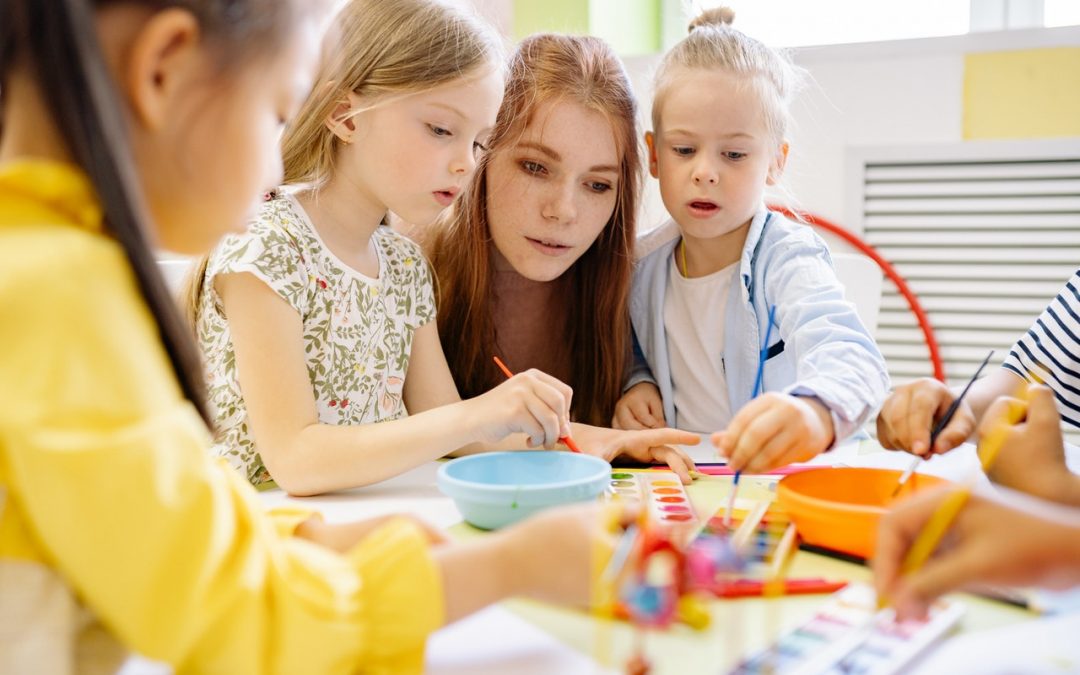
[663,256,738,433]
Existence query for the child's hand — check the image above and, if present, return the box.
[579,426,700,483]
[469,369,574,448]
[874,485,1080,621]
[712,393,834,473]
[501,502,638,607]
[877,378,975,457]
[982,386,1080,506]
[612,382,667,430]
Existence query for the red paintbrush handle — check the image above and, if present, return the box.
[560,435,582,453]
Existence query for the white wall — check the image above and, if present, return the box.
[407,4,1080,253]
[623,25,1080,251]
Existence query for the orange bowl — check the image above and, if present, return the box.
[775,467,949,560]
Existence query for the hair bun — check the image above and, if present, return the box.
[688,6,735,32]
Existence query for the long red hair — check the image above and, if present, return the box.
[427,34,640,426]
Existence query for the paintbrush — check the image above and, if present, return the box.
[725,304,778,527]
[891,350,994,498]
[493,355,582,453]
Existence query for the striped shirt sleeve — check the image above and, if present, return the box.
[1002,268,1080,429]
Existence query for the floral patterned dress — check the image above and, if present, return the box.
[196,192,436,485]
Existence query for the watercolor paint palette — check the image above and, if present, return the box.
[608,470,697,525]
[697,503,791,577]
[729,582,964,675]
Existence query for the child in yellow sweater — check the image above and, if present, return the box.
[0,0,628,672]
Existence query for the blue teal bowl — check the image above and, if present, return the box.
[437,451,611,530]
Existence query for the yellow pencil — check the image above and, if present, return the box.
[898,397,1026,577]
[898,483,973,576]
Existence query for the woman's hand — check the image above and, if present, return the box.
[712,393,834,473]
[576,425,700,483]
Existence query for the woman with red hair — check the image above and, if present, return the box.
[427,34,699,478]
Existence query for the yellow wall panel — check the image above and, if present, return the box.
[964,47,1080,140]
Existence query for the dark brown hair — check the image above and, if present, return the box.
[0,0,308,425]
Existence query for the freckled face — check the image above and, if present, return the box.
[486,100,620,282]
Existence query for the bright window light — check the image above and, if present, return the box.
[1045,0,1080,27]
[696,0,970,47]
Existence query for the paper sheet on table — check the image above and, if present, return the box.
[426,605,616,674]
[909,612,1080,674]
[674,437,881,473]
[841,440,987,483]
[674,432,723,463]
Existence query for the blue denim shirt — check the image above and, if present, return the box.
[628,207,890,441]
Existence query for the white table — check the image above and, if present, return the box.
[259,461,460,526]
[254,441,1078,674]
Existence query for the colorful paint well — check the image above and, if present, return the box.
[608,472,643,502]
[606,470,698,525]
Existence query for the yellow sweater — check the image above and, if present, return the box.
[0,160,444,674]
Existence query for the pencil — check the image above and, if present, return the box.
[492,355,582,453]
[898,482,973,576]
[899,395,1026,576]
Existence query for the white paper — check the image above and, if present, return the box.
[909,612,1080,674]
[835,441,989,484]
[672,432,724,464]
[259,462,463,527]
[426,605,615,674]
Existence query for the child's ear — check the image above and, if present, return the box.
[766,141,789,186]
[325,90,360,143]
[644,131,659,178]
[124,8,201,129]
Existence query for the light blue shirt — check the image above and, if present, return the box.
[628,207,890,442]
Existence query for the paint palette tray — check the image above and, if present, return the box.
[701,505,791,576]
[729,582,964,675]
[608,470,697,525]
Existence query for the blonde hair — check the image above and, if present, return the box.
[183,0,502,327]
[651,6,805,141]
[281,0,503,187]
